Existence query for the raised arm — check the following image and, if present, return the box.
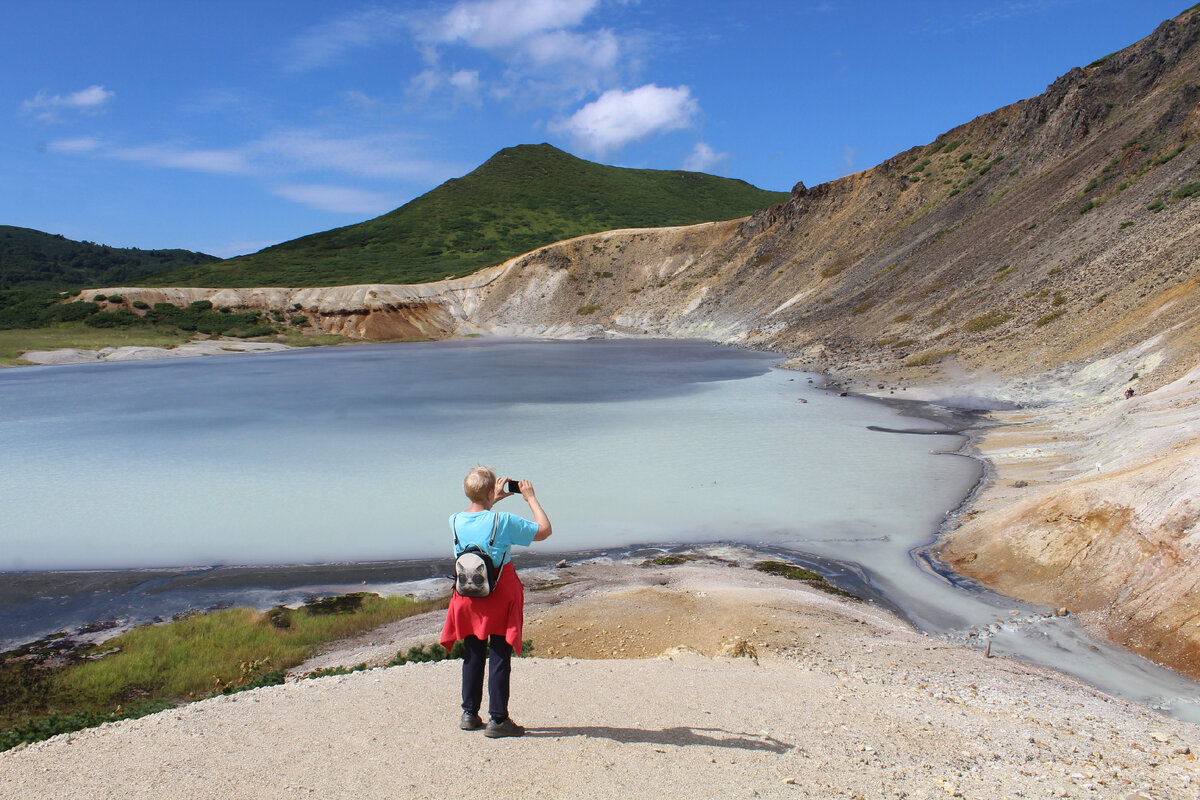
[518,479,552,541]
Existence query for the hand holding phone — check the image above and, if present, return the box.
[505,479,521,494]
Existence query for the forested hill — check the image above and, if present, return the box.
[148,143,790,288]
[0,226,218,290]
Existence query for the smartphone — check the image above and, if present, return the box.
[505,479,521,494]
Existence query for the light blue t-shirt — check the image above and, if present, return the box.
[450,510,538,568]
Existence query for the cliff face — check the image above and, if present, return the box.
[81,11,1200,677]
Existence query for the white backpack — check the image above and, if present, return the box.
[453,512,502,597]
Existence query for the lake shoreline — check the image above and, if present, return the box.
[5,556,1198,799]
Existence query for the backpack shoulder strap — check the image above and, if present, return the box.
[489,511,500,546]
[452,513,462,551]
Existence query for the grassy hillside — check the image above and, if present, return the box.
[149,144,789,287]
[0,226,217,290]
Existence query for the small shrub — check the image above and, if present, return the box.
[132,300,150,310]
[1152,144,1185,166]
[576,304,600,315]
[650,555,693,566]
[83,309,144,329]
[92,295,107,302]
[821,258,849,278]
[1174,181,1200,199]
[265,607,292,629]
[1148,198,1166,212]
[388,643,463,666]
[1037,309,1066,326]
[289,315,309,327]
[1052,293,1067,306]
[851,301,873,315]
[965,311,1011,332]
[1080,200,1095,214]
[904,349,955,367]
[303,593,368,616]
[106,295,124,304]
[1120,221,1135,229]
[233,324,275,338]
[189,300,213,311]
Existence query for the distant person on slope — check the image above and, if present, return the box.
[440,466,552,738]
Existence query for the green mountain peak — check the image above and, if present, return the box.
[149,144,788,288]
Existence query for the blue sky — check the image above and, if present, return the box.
[2,0,1189,258]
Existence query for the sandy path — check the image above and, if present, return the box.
[3,560,1198,799]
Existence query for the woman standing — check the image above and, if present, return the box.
[440,466,552,738]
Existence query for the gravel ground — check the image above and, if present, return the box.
[3,559,1198,799]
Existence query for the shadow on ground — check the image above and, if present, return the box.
[526,726,792,752]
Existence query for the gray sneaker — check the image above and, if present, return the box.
[460,711,484,731]
[484,718,525,738]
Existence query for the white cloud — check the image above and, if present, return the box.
[51,130,458,185]
[109,143,253,175]
[340,90,380,113]
[428,0,599,48]
[282,8,407,71]
[272,184,399,215]
[554,84,698,154]
[683,142,729,173]
[449,69,481,92]
[414,0,621,105]
[410,69,484,105]
[21,85,114,121]
[521,28,618,69]
[254,130,451,181]
[45,137,103,153]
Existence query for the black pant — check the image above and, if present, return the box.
[461,634,513,722]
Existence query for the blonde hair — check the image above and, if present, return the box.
[463,466,496,504]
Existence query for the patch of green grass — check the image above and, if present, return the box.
[1152,144,1186,166]
[851,301,874,315]
[56,594,444,712]
[1,699,175,752]
[271,332,351,348]
[1148,198,1166,212]
[753,561,858,600]
[1,593,449,750]
[648,555,694,566]
[965,311,1011,332]
[1080,200,1096,214]
[1037,309,1067,326]
[1174,181,1200,199]
[904,349,956,367]
[576,304,601,315]
[301,663,370,680]
[0,325,190,365]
